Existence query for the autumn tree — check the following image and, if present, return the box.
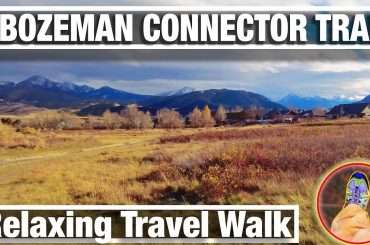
[215,105,227,124]
[140,112,154,129]
[102,110,121,129]
[120,104,153,129]
[202,105,215,127]
[156,108,184,129]
[189,107,203,128]
[189,105,215,128]
[58,112,84,130]
[244,106,264,120]
[85,116,104,129]
[24,111,83,130]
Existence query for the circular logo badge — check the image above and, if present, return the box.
[316,162,370,244]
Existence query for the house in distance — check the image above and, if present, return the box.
[327,103,370,119]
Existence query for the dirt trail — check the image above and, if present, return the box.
[0,141,142,166]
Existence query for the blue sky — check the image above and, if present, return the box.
[1,0,370,100]
[1,60,369,101]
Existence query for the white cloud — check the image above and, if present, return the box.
[235,60,370,74]
[80,78,239,95]
[237,62,293,73]
[77,75,370,102]
[334,78,370,98]
[306,61,370,73]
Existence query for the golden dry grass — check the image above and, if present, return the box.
[0,120,369,244]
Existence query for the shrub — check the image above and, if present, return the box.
[0,123,45,149]
[143,151,173,164]
[157,124,370,202]
[160,135,191,144]
[22,111,59,129]
[156,108,184,129]
[22,111,83,130]
[18,127,38,135]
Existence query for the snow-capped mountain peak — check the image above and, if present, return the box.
[159,87,196,96]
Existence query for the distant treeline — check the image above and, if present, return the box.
[10,104,230,130]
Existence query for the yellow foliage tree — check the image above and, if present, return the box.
[189,107,203,128]
[202,105,215,127]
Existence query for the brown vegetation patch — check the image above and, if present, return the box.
[100,156,122,164]
[160,135,191,144]
[142,151,173,164]
[153,124,370,202]
[151,186,201,204]
[0,123,45,149]
[160,124,370,144]
[6,178,44,186]
[136,170,166,183]
[128,193,149,203]
[70,191,105,204]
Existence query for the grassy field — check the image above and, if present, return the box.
[1,120,370,244]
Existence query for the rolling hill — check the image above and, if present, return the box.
[0,101,44,115]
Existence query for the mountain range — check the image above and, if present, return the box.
[0,76,152,108]
[0,75,286,115]
[145,89,285,115]
[361,95,370,103]
[158,87,196,96]
[1,75,368,116]
[278,94,354,110]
